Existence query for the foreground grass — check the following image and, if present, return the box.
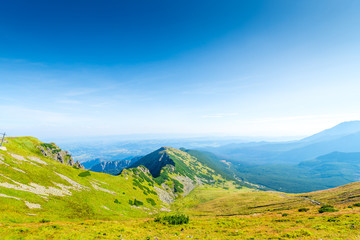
[1,207,360,239]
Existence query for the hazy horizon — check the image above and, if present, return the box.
[1,1,360,139]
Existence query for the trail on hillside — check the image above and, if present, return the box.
[267,191,323,205]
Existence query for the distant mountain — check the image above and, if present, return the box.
[82,158,104,169]
[300,121,360,143]
[90,157,141,175]
[202,121,360,164]
[276,131,360,163]
[299,151,360,181]
[230,150,360,193]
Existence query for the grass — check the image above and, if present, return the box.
[2,137,360,239]
[0,137,163,223]
[1,208,360,239]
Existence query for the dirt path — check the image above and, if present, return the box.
[267,191,323,205]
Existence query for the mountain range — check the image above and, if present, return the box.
[190,121,360,192]
[1,134,360,239]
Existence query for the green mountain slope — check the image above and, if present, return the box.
[0,137,168,223]
[2,137,360,239]
[183,149,239,181]
[127,147,234,202]
[0,137,240,223]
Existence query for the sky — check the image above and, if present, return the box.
[1,0,360,139]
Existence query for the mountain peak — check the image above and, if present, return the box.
[129,147,174,177]
[301,120,360,143]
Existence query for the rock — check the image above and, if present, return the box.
[67,156,75,166]
[38,144,84,169]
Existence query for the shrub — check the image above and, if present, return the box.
[146,198,156,206]
[353,203,360,207]
[39,219,50,223]
[41,143,56,150]
[129,199,143,206]
[318,205,338,213]
[154,214,189,225]
[327,217,340,222]
[298,208,309,212]
[282,213,289,217]
[78,171,91,177]
[114,199,120,204]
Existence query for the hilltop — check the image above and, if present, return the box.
[127,146,232,203]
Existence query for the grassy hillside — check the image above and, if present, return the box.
[2,182,360,239]
[2,137,360,239]
[0,137,165,223]
[128,147,232,201]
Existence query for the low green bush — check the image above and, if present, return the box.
[318,205,338,213]
[146,198,156,206]
[39,219,50,223]
[78,171,91,177]
[154,214,189,225]
[129,199,143,206]
[298,208,309,212]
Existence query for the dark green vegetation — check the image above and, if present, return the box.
[298,207,309,212]
[129,199,143,206]
[78,171,91,177]
[318,205,338,213]
[154,214,189,225]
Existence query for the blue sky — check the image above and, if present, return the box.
[1,0,360,139]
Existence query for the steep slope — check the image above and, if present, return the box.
[90,156,141,175]
[129,147,174,178]
[127,147,235,203]
[38,142,84,168]
[0,137,170,223]
[184,149,239,181]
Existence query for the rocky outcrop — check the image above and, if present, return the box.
[38,143,84,169]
